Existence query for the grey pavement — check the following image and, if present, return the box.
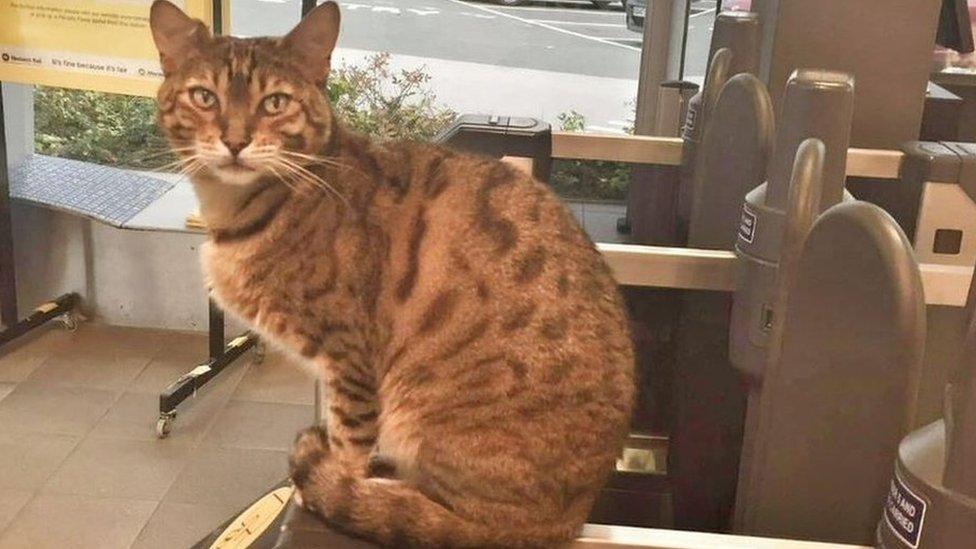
[231,0,717,132]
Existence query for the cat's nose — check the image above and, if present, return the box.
[222,138,248,157]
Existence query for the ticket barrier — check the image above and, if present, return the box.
[874,256,976,548]
[727,70,927,547]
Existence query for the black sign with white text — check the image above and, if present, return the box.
[883,473,927,548]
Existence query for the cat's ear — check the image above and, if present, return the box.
[283,1,341,83]
[149,0,211,75]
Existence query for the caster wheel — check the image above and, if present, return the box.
[156,415,174,439]
[253,342,268,364]
[58,311,79,332]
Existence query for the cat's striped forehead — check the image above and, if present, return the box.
[183,36,301,98]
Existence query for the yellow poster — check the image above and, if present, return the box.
[0,0,220,97]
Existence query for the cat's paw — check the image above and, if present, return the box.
[366,452,398,479]
[289,425,330,492]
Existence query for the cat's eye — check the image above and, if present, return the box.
[261,93,291,116]
[189,87,218,110]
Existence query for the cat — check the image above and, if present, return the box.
[149,1,635,547]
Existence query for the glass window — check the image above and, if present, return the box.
[33,1,736,241]
[233,0,646,241]
[683,0,720,81]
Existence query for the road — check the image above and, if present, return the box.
[232,0,718,134]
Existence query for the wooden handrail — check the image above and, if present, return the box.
[596,243,971,307]
[552,131,905,179]
[575,523,870,548]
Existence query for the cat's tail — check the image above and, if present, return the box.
[297,469,579,548]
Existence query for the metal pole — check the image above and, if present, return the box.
[0,88,19,326]
[208,299,224,361]
[211,0,222,35]
[634,0,690,136]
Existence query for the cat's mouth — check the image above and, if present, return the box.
[212,159,263,185]
[221,162,251,172]
[217,158,257,174]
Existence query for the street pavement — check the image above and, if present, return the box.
[232,0,718,133]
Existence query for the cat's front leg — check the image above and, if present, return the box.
[290,424,330,488]
[288,377,378,485]
[319,367,380,469]
[289,424,333,509]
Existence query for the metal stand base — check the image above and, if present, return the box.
[0,86,80,354]
[156,299,258,438]
[0,293,79,348]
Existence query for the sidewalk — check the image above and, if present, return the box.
[334,47,638,134]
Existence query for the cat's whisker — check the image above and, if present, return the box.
[264,160,303,193]
[126,146,197,171]
[246,155,278,164]
[281,156,351,173]
[156,159,195,175]
[276,155,335,179]
[272,158,318,186]
[265,164,301,193]
[275,157,350,206]
[271,159,323,197]
[280,150,359,174]
[174,157,207,181]
[275,160,341,200]
[130,148,190,165]
[151,154,201,173]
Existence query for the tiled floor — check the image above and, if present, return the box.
[0,323,315,549]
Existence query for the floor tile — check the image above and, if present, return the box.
[0,493,157,549]
[0,325,306,549]
[42,437,194,501]
[127,337,251,397]
[0,383,118,435]
[127,331,209,394]
[0,432,80,491]
[0,328,71,383]
[89,390,230,444]
[25,325,164,390]
[204,400,314,451]
[163,446,288,510]
[233,351,315,405]
[153,330,209,353]
[0,490,31,533]
[130,501,236,549]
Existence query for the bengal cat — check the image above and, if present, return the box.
[150,1,634,546]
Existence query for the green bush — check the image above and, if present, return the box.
[329,52,456,141]
[549,110,632,201]
[32,54,629,202]
[33,52,456,170]
[34,87,169,170]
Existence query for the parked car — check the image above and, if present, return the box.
[494,0,623,8]
[626,0,752,33]
[624,0,645,33]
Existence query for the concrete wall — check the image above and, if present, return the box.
[9,197,212,332]
[3,82,211,332]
